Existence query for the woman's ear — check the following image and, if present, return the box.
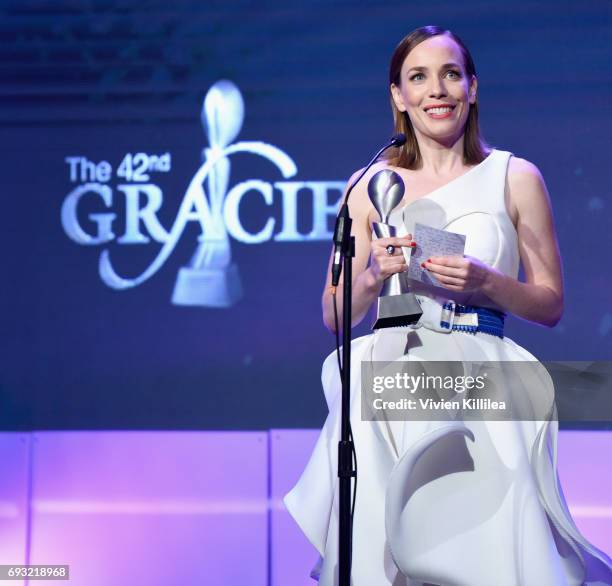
[390,84,406,112]
[469,75,478,104]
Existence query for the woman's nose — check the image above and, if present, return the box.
[429,78,447,97]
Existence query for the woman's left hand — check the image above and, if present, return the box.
[422,255,494,293]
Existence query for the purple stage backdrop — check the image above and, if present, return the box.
[0,430,610,585]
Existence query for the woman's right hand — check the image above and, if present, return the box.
[369,234,416,284]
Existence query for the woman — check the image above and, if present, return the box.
[285,26,612,585]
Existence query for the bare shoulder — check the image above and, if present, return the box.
[508,156,544,182]
[346,161,391,195]
[344,161,390,227]
[505,156,550,225]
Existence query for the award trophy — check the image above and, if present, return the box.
[368,169,422,328]
[172,80,243,307]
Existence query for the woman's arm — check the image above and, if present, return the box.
[485,157,564,326]
[322,166,414,333]
[422,157,564,327]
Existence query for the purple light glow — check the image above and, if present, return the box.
[0,430,609,585]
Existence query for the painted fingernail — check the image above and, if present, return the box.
[420,262,426,268]
[409,242,417,247]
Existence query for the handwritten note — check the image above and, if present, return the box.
[406,222,466,286]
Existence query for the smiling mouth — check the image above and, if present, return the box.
[424,105,455,114]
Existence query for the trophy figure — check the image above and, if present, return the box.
[172,80,243,307]
[368,169,422,329]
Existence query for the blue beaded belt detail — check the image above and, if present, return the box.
[440,302,505,338]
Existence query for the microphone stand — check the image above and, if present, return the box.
[330,134,405,586]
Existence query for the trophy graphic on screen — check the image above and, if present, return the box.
[172,80,244,307]
[368,169,422,328]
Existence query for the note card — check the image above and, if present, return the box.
[407,222,466,286]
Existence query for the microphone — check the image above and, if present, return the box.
[389,132,406,147]
[331,133,406,287]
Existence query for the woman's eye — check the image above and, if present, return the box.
[410,70,461,81]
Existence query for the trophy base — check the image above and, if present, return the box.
[372,293,422,330]
[171,264,242,308]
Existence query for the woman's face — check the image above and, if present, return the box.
[391,35,477,145]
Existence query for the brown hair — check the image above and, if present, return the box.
[387,25,491,169]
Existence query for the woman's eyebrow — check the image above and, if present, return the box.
[407,62,461,72]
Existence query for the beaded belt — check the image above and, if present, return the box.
[440,301,505,338]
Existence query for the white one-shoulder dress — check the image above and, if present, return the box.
[284,149,612,586]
